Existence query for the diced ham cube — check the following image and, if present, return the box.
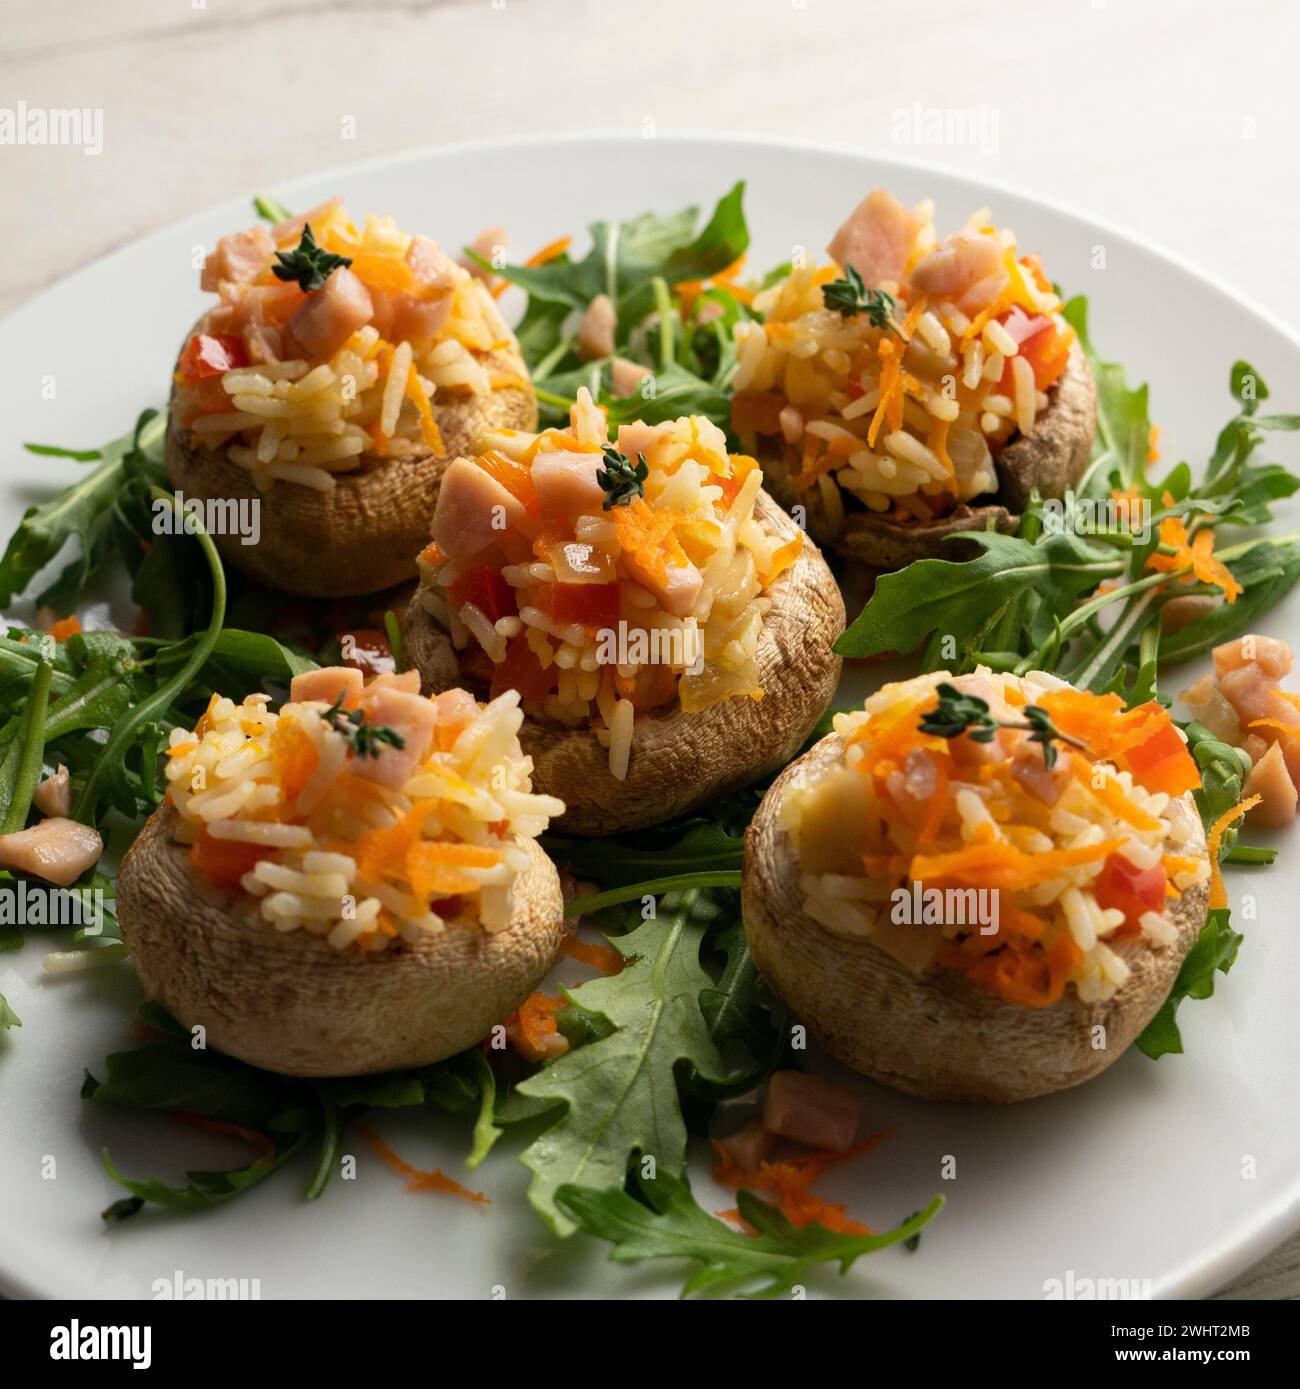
[459,226,507,282]
[434,688,480,739]
[826,189,919,286]
[370,291,452,348]
[406,234,456,290]
[271,198,343,248]
[577,293,616,361]
[432,458,527,560]
[366,670,422,694]
[1160,595,1219,635]
[285,267,374,361]
[33,765,71,819]
[713,1119,775,1171]
[0,817,102,888]
[290,666,363,708]
[611,356,652,397]
[1243,742,1297,828]
[350,687,439,788]
[762,1071,860,1153]
[615,421,670,463]
[531,450,608,516]
[1212,634,1293,681]
[1010,743,1071,805]
[911,230,1007,312]
[621,550,702,618]
[201,226,274,293]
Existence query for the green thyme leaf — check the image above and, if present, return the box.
[597,445,648,509]
[271,224,351,293]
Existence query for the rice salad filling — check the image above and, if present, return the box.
[174,198,524,492]
[416,389,804,780]
[164,667,564,952]
[731,188,1075,528]
[783,669,1207,1007]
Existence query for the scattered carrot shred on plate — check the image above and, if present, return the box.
[172,1112,277,1167]
[355,1121,489,1206]
[711,1130,891,1235]
[1206,795,1262,910]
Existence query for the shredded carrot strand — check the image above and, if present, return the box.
[355,1121,489,1205]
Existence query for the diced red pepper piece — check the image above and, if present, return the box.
[1119,717,1200,797]
[190,829,267,892]
[490,634,558,703]
[550,582,620,630]
[1094,853,1168,932]
[448,565,517,623]
[179,332,248,383]
[997,308,1068,392]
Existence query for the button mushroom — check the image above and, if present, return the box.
[115,681,567,1077]
[742,672,1211,1103]
[166,199,538,598]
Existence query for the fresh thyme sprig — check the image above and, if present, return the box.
[321,696,405,760]
[271,224,352,293]
[822,265,897,330]
[597,445,648,509]
[918,682,1088,769]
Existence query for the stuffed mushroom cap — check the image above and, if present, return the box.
[401,396,844,835]
[743,669,1211,1102]
[731,188,1096,567]
[166,199,536,597]
[116,668,566,1076]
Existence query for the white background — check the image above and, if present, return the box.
[2,0,1297,1299]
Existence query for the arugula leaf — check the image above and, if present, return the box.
[514,890,736,1234]
[545,816,746,888]
[0,411,166,610]
[82,1040,301,1129]
[1063,296,1151,495]
[99,1124,307,1217]
[0,993,20,1029]
[836,530,1122,663]
[1136,909,1243,1059]
[483,183,746,320]
[557,1169,943,1298]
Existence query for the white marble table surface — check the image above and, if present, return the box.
[2,0,1297,1299]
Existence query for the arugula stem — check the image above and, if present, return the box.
[73,490,227,824]
[306,1088,343,1200]
[532,335,576,381]
[1223,844,1276,865]
[566,871,743,916]
[0,650,53,834]
[384,610,406,673]
[1066,587,1161,691]
[652,277,674,375]
[534,386,576,413]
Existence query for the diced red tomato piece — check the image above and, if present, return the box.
[490,634,558,703]
[550,582,620,630]
[448,566,517,623]
[179,333,248,383]
[1094,853,1169,931]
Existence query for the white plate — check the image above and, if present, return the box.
[2,134,1298,1301]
